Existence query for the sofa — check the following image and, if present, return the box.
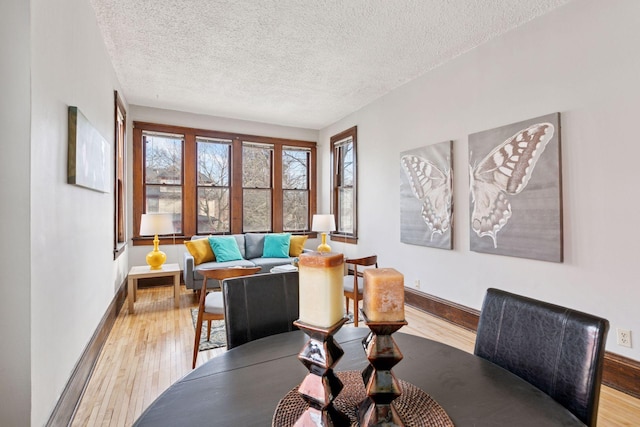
[183,233,308,291]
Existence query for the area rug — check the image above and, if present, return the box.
[190,308,228,351]
[190,309,355,352]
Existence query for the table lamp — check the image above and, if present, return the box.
[311,214,336,253]
[139,213,174,270]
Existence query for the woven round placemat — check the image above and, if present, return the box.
[272,370,454,426]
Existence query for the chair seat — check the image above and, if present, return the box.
[204,292,224,315]
[343,276,364,294]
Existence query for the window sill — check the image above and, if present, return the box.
[330,234,357,244]
[132,232,316,246]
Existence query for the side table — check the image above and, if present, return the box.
[127,263,181,313]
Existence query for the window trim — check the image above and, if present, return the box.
[195,136,232,234]
[282,146,312,232]
[113,91,127,259]
[330,126,358,244]
[132,121,317,245]
[242,141,274,233]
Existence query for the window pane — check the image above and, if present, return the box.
[341,141,354,187]
[197,188,229,233]
[145,184,182,233]
[338,188,353,234]
[144,133,182,185]
[114,94,126,250]
[197,138,230,186]
[243,144,272,188]
[283,189,308,231]
[331,127,357,240]
[243,189,271,232]
[283,149,308,190]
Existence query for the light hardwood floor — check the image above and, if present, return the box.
[71,285,640,426]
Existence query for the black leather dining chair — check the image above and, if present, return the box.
[475,288,609,427]
[222,271,299,350]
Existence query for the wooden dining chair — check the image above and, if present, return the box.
[343,255,378,327]
[474,288,609,427]
[192,266,260,368]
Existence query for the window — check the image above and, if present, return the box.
[142,131,183,233]
[133,122,316,243]
[282,146,311,231]
[197,137,231,233]
[113,91,127,259]
[331,126,357,243]
[243,142,273,232]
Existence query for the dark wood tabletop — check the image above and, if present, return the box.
[134,327,585,426]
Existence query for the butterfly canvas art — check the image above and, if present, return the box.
[468,113,562,262]
[400,141,453,250]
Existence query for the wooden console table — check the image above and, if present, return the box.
[127,263,181,313]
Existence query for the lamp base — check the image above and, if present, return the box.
[146,249,167,270]
[146,234,167,270]
[316,232,332,253]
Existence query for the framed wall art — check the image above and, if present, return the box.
[400,140,453,250]
[468,112,562,262]
[68,106,111,193]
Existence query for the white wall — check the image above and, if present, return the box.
[320,0,640,361]
[30,0,129,424]
[127,105,318,267]
[0,1,32,425]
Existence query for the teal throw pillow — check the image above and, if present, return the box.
[263,233,291,258]
[208,236,244,262]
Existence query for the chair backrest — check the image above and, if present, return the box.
[346,255,378,278]
[222,271,299,350]
[474,288,609,427]
[346,255,378,268]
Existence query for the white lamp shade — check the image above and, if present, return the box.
[312,214,336,232]
[140,213,175,236]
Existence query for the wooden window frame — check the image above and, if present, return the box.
[242,141,274,233]
[132,121,316,245]
[195,136,232,234]
[282,146,312,232]
[113,91,127,259]
[330,126,358,244]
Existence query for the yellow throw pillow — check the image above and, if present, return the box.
[184,238,215,265]
[289,235,308,257]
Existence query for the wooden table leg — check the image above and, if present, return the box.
[174,273,180,308]
[128,276,135,313]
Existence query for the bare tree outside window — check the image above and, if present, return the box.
[331,126,358,243]
[133,122,316,241]
[283,147,309,231]
[144,132,183,233]
[243,143,272,232]
[337,141,354,234]
[197,138,230,233]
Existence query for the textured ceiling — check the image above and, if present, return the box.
[90,0,571,129]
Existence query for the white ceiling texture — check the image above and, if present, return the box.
[90,0,572,129]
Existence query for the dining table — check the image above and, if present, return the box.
[134,327,586,426]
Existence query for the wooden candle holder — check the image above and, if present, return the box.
[293,317,350,427]
[358,311,408,427]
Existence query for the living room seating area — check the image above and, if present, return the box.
[183,232,308,290]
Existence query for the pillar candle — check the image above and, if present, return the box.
[298,252,344,328]
[363,268,405,322]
